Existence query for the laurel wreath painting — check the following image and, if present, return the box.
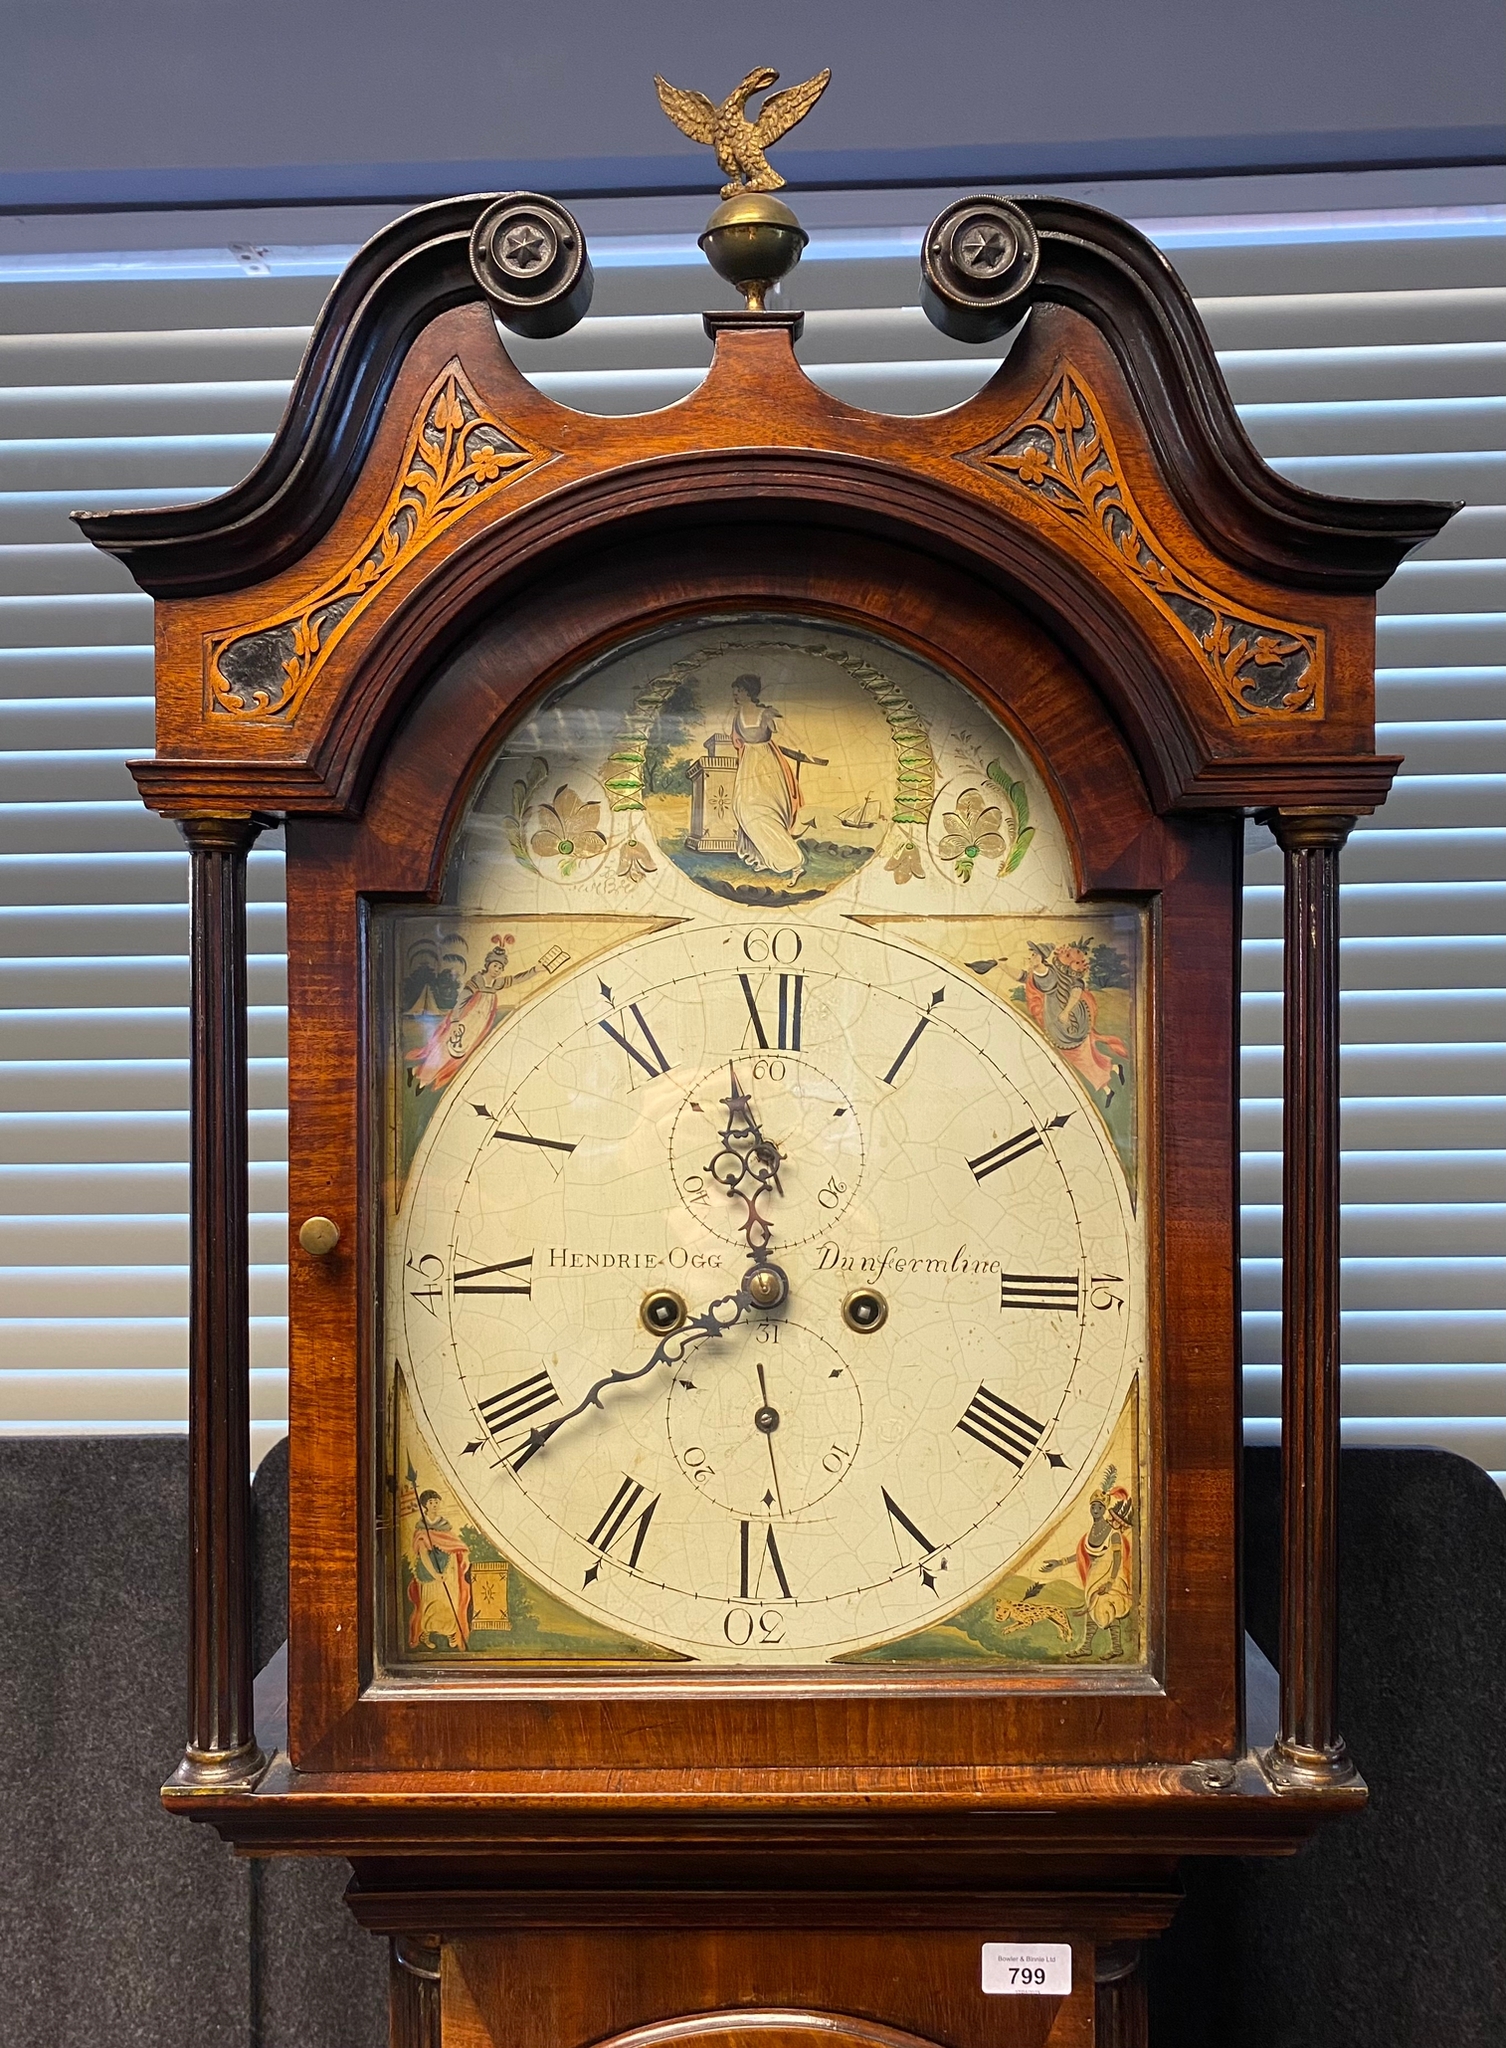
[593,637,941,908]
[457,627,1053,911]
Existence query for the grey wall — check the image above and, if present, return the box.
[4,0,1503,210]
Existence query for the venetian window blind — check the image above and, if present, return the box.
[1,203,1501,1475]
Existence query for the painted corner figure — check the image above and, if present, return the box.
[1038,1466,1136,1659]
[1020,939,1129,1107]
[399,1469,474,1651]
[407,931,541,1093]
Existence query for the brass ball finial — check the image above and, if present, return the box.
[698,191,809,312]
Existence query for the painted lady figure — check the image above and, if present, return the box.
[399,1471,474,1651]
[728,672,828,880]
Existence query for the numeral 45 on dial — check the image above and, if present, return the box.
[407,1249,533,1309]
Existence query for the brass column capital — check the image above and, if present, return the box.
[1255,806,1357,854]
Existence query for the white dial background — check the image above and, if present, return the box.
[393,919,1142,1663]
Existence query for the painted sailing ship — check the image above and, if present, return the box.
[837,791,884,830]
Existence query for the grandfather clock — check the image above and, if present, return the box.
[80,69,1450,2047]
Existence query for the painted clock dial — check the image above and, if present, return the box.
[378,614,1148,1668]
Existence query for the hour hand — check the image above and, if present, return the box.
[510,1277,755,1467]
[710,1062,783,1194]
[709,1062,786,1259]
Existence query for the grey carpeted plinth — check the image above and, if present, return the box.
[248,1436,388,2047]
[1150,1446,1506,2045]
[0,1435,386,2048]
[0,1437,251,2048]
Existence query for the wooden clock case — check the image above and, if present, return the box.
[80,192,1451,2044]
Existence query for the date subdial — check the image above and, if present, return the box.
[669,1055,864,1250]
[665,1321,864,1518]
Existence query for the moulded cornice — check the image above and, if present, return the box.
[74,194,1455,601]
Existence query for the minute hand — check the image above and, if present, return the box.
[511,1275,757,1468]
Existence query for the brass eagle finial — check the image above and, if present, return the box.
[654,65,832,199]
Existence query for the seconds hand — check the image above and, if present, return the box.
[754,1356,786,1517]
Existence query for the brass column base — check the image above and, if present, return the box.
[167,1738,269,1793]
[1260,1737,1359,1792]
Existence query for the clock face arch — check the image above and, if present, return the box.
[378,612,1148,1670]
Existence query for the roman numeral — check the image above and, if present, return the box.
[477,1369,559,1441]
[739,1520,793,1600]
[955,1387,1047,1468]
[452,1253,532,1297]
[739,972,803,1051]
[599,1003,671,1079]
[586,1476,659,1570]
[967,1126,1043,1183]
[880,1015,931,1085]
[999,1272,1081,1312]
[881,1488,938,1558]
[491,1128,577,1155]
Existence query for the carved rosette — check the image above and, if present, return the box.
[207,363,545,718]
[965,373,1323,719]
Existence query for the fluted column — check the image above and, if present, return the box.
[1094,1942,1147,2047]
[1262,807,1357,1786]
[171,813,269,1787]
[391,1939,443,2047]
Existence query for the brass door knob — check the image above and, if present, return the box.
[298,1216,341,1257]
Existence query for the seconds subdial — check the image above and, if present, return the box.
[666,1321,864,1518]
